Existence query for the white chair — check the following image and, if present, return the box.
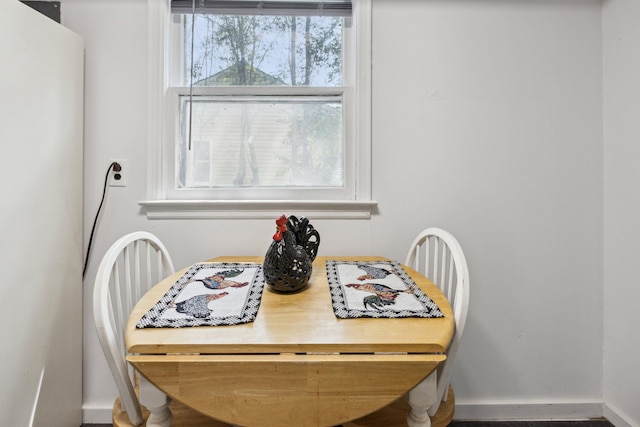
[93,232,175,427]
[405,227,470,424]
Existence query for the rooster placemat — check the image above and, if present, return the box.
[136,262,265,328]
[326,260,444,319]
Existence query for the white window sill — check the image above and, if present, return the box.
[139,200,378,220]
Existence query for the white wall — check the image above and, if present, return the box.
[62,0,613,423]
[371,0,604,420]
[603,0,640,426]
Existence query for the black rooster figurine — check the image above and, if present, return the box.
[263,214,320,293]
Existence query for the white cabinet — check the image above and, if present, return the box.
[0,1,84,425]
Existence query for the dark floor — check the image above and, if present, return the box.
[449,422,614,427]
[82,421,615,427]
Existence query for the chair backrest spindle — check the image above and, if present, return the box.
[447,253,455,303]
[133,244,140,310]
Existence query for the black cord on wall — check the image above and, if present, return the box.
[83,162,121,278]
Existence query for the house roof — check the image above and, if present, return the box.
[196,62,287,86]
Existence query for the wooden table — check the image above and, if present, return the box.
[126,256,454,427]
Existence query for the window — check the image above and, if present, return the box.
[143,0,373,219]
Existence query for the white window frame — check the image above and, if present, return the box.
[141,0,375,219]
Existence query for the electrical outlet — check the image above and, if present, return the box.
[109,159,127,187]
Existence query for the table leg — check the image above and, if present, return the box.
[139,375,172,427]
[406,372,437,427]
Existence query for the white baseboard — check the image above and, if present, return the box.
[85,400,628,424]
[604,403,635,427]
[453,400,605,421]
[82,405,113,424]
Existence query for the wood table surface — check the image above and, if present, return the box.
[125,256,454,427]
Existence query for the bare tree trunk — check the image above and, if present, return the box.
[289,17,299,182]
[299,17,312,181]
[304,17,312,86]
[234,106,248,185]
[290,17,297,85]
[247,135,260,185]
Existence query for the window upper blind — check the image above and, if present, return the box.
[170,0,352,17]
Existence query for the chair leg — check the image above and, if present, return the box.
[406,373,437,427]
[146,404,172,427]
[139,376,172,427]
[430,385,455,427]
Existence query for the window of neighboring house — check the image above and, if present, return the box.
[142,0,373,219]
